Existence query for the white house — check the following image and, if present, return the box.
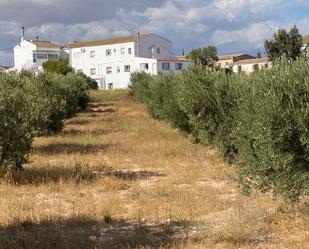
[232,57,272,74]
[302,35,309,56]
[65,33,190,89]
[14,38,67,73]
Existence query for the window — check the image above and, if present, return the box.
[225,62,229,66]
[114,49,116,53]
[48,54,59,60]
[128,48,132,54]
[90,51,95,58]
[106,67,112,74]
[116,67,120,73]
[77,69,83,73]
[175,63,183,70]
[237,65,242,73]
[37,53,47,59]
[124,65,131,72]
[108,83,113,89]
[121,48,125,54]
[157,47,161,54]
[90,68,96,75]
[140,63,149,71]
[106,49,111,56]
[162,62,170,70]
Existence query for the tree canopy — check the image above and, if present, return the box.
[264,25,303,62]
[43,58,73,75]
[187,46,218,68]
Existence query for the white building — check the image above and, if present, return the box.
[232,57,272,74]
[14,38,66,73]
[65,33,190,89]
[302,35,309,56]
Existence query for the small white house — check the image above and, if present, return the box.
[65,33,190,89]
[302,35,309,56]
[232,57,272,74]
[14,38,67,73]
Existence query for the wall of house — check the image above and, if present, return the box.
[14,40,36,71]
[157,61,190,73]
[217,59,233,68]
[138,34,173,59]
[68,41,138,89]
[232,62,272,74]
[66,34,188,89]
[14,40,64,73]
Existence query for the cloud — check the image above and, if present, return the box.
[0,0,308,64]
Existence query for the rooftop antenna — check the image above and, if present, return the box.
[21,26,25,41]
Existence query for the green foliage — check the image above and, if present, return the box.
[42,58,73,75]
[187,46,218,68]
[77,72,99,90]
[265,25,303,62]
[130,57,309,203]
[130,72,191,133]
[129,72,152,103]
[0,71,90,169]
[234,58,309,202]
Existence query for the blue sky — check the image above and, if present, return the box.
[0,0,308,65]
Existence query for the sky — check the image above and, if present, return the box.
[0,0,309,65]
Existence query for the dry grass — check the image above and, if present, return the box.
[0,89,308,249]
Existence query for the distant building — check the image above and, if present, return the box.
[14,38,67,73]
[232,57,272,74]
[65,33,190,89]
[0,66,14,73]
[302,35,309,56]
[217,53,255,68]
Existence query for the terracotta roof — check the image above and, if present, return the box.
[234,57,270,65]
[218,53,254,60]
[157,57,190,62]
[29,40,62,49]
[303,35,309,44]
[65,33,153,49]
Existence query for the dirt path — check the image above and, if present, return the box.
[0,90,308,249]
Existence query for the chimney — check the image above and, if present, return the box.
[36,35,39,41]
[136,32,140,57]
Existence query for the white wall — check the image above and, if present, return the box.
[14,40,64,73]
[67,34,186,89]
[14,40,36,71]
[157,60,190,74]
[68,41,137,89]
[232,62,272,74]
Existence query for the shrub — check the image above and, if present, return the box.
[77,72,99,90]
[0,74,49,169]
[234,57,309,202]
[0,71,90,169]
[129,72,152,103]
[42,58,73,75]
[177,65,242,161]
[130,57,309,203]
[147,73,191,133]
